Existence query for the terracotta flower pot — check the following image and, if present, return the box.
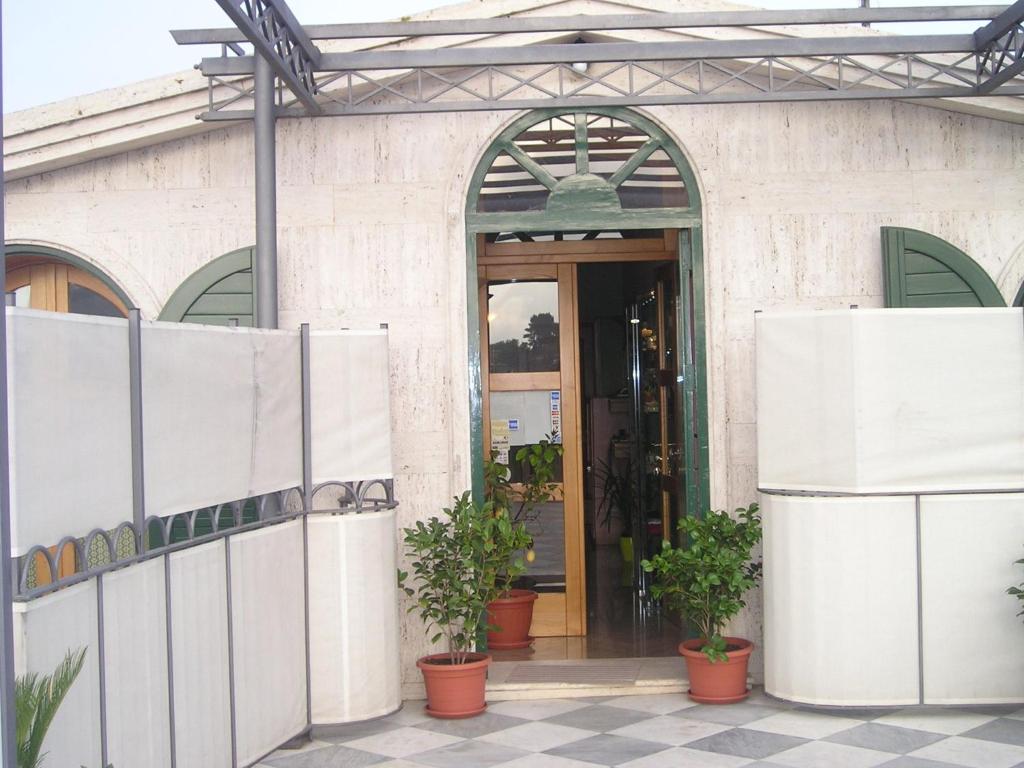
[486,589,538,649]
[679,637,753,704]
[417,652,491,719]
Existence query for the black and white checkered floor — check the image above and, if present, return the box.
[258,689,1024,768]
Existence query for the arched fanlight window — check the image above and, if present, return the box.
[159,247,256,326]
[468,109,699,232]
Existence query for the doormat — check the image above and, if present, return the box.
[504,661,642,685]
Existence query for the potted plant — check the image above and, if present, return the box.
[16,647,87,768]
[483,438,563,650]
[642,502,762,704]
[1009,548,1023,621]
[594,456,637,563]
[399,492,523,718]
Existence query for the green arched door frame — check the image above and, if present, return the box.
[159,247,258,325]
[5,243,134,310]
[464,107,710,517]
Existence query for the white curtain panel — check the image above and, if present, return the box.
[141,322,303,517]
[13,581,102,768]
[231,521,307,766]
[757,308,1024,493]
[762,493,920,706]
[6,309,132,554]
[169,541,232,768]
[920,493,1024,704]
[308,511,401,723]
[310,330,393,484]
[103,557,172,768]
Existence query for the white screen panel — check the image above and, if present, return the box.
[250,330,303,496]
[169,541,232,768]
[920,493,1024,703]
[7,309,132,554]
[142,321,254,517]
[757,309,1024,493]
[103,558,172,768]
[854,310,1024,491]
[14,582,102,767]
[756,311,857,491]
[763,493,919,705]
[310,330,393,483]
[308,511,401,723]
[231,521,307,765]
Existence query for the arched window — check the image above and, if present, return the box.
[4,245,130,317]
[159,247,256,326]
[469,110,700,234]
[881,227,1006,308]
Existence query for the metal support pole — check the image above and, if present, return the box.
[299,324,313,729]
[254,55,279,330]
[300,324,313,511]
[128,309,146,549]
[0,17,18,761]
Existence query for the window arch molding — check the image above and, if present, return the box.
[5,243,134,312]
[159,247,257,326]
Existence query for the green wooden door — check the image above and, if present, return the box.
[159,247,258,325]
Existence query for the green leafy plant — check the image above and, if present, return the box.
[641,503,762,663]
[484,437,564,593]
[594,457,636,534]
[1009,551,1024,621]
[399,492,530,664]
[16,647,87,768]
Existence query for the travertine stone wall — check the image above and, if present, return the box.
[6,100,1023,687]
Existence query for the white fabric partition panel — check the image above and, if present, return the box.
[231,521,307,766]
[12,582,102,768]
[103,557,172,768]
[142,322,303,518]
[757,308,1024,493]
[920,494,1024,704]
[170,542,232,768]
[308,510,401,723]
[310,330,393,484]
[762,493,920,706]
[6,309,132,553]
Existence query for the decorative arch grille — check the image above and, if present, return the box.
[468,109,700,233]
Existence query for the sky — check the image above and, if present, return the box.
[1,0,990,114]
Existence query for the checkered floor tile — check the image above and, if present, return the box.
[256,690,1024,768]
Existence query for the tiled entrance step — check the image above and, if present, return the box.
[487,657,690,700]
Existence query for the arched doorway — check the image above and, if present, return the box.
[465,109,708,647]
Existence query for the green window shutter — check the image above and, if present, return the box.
[158,246,257,325]
[882,228,1006,308]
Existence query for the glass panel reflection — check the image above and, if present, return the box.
[488,280,560,373]
[13,285,31,308]
[68,283,124,318]
[490,389,566,593]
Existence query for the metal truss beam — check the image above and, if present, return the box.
[975,0,1024,93]
[212,0,323,114]
[197,53,1024,120]
[200,35,979,75]
[184,4,1024,117]
[172,5,1009,44]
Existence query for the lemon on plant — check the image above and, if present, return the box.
[526,549,536,563]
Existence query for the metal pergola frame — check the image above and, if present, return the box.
[168,0,1024,333]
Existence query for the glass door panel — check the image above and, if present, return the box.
[480,262,584,637]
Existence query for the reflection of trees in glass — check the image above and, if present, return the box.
[490,312,560,372]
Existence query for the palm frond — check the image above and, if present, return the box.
[16,647,87,768]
